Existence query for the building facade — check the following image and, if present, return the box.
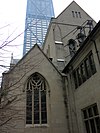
[23,0,55,55]
[63,21,100,133]
[43,1,96,71]
[1,1,100,133]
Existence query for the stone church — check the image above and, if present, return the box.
[1,1,100,133]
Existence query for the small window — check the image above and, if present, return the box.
[75,11,78,18]
[77,67,82,86]
[73,71,78,89]
[82,104,100,133]
[84,58,91,79]
[80,63,86,82]
[89,53,96,75]
[78,12,81,18]
[72,11,81,18]
[72,11,75,17]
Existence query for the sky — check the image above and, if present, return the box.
[0,0,100,80]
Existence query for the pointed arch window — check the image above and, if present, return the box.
[26,73,47,125]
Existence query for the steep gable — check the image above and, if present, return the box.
[43,1,97,71]
[1,45,68,133]
[3,45,68,133]
[56,1,96,25]
[6,44,62,86]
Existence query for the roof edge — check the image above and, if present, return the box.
[63,20,100,73]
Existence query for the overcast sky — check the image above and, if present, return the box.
[0,0,100,76]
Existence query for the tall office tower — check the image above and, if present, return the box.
[23,0,55,55]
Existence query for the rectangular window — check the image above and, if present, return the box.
[84,58,91,79]
[82,104,100,133]
[78,12,81,18]
[72,11,81,18]
[73,51,96,89]
[89,53,96,75]
[75,11,78,18]
[80,63,86,83]
[73,71,78,89]
[77,67,82,86]
[72,11,75,17]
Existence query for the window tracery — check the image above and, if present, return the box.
[26,73,47,125]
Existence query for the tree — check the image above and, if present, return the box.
[0,23,25,132]
[0,44,45,132]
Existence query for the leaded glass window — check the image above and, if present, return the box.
[26,73,47,125]
[82,104,100,133]
[73,51,96,89]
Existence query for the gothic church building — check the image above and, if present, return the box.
[1,1,100,133]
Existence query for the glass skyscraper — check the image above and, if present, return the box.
[23,0,55,55]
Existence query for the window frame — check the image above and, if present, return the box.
[73,51,96,89]
[75,11,78,18]
[72,11,75,17]
[26,73,48,127]
[82,104,100,133]
[80,62,86,83]
[78,12,81,18]
[72,11,81,18]
[89,53,96,75]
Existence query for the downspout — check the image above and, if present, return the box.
[68,72,80,133]
[62,74,71,133]
[92,40,100,65]
[62,70,79,133]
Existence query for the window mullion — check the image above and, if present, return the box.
[87,110,92,133]
[92,107,98,133]
[40,89,42,125]
[94,118,98,133]
[26,73,47,125]
[88,56,92,76]
[82,104,99,133]
[32,87,34,125]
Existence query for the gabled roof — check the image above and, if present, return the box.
[6,44,62,76]
[43,0,96,49]
[34,45,62,76]
[56,1,96,22]
[63,20,100,73]
[56,1,75,18]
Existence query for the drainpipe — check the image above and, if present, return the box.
[91,40,100,65]
[62,74,71,133]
